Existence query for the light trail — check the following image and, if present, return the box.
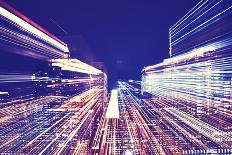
[0,5,69,53]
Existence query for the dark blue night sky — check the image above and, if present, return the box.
[5,0,198,88]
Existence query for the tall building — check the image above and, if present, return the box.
[142,0,232,153]
[169,0,232,57]
[0,2,108,154]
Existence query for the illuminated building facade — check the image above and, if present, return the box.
[0,2,107,154]
[142,0,232,154]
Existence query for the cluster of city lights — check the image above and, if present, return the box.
[142,0,232,154]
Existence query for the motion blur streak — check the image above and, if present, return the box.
[1,0,232,155]
[142,0,232,154]
[0,2,69,60]
[0,2,107,154]
[106,89,119,119]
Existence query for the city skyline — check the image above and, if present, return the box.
[0,0,232,154]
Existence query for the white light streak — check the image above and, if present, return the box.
[0,6,69,53]
[106,89,119,119]
[51,59,103,75]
